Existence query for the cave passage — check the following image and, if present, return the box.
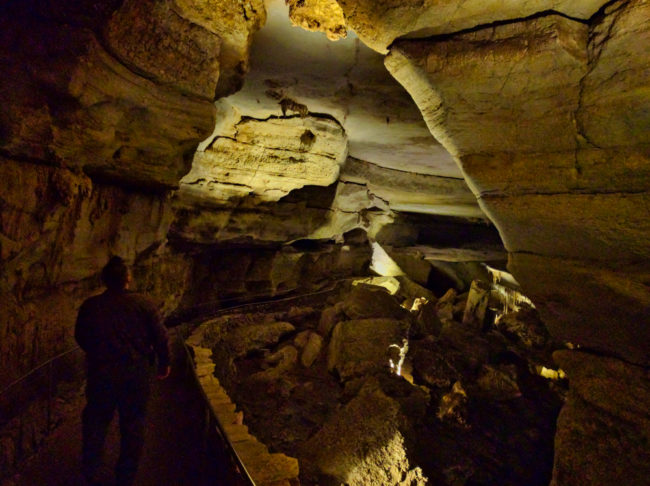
[11,330,233,486]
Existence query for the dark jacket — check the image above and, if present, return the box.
[75,289,170,374]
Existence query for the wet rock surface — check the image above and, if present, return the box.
[198,277,565,485]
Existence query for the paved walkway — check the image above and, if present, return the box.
[13,331,225,486]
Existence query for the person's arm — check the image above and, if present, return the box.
[74,300,92,351]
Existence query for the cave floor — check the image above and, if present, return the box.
[13,330,224,486]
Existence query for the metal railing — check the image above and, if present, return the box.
[180,332,256,486]
[178,281,347,486]
[0,346,85,423]
[0,280,348,483]
[0,345,86,480]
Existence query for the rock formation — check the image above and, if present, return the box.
[1,0,649,484]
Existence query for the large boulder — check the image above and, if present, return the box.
[223,321,296,358]
[301,378,426,485]
[552,351,650,486]
[342,284,411,321]
[328,318,409,380]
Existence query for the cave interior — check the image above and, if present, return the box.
[1,0,649,485]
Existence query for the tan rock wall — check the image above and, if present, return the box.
[0,0,265,190]
[385,3,650,483]
[552,351,650,486]
[386,2,650,366]
[0,158,188,387]
[334,0,608,53]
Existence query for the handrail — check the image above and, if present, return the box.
[0,346,81,398]
[181,337,257,486]
[178,282,346,486]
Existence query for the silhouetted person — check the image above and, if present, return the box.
[75,256,170,486]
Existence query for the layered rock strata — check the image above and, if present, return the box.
[385,1,650,366]
[383,3,650,483]
[334,0,609,53]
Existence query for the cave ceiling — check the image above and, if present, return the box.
[174,0,493,247]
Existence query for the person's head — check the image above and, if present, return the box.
[101,256,131,290]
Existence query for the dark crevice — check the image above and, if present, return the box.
[388,9,590,51]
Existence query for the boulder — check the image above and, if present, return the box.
[301,332,324,368]
[224,321,295,358]
[412,299,443,338]
[496,306,550,349]
[328,318,409,380]
[551,351,650,486]
[410,338,463,389]
[317,303,344,337]
[301,379,427,486]
[342,284,411,321]
[435,288,457,322]
[462,280,491,330]
[249,346,299,383]
[475,364,522,401]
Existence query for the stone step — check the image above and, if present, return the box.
[185,324,300,486]
[246,451,300,485]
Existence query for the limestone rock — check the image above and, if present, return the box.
[293,330,312,349]
[336,0,606,53]
[475,364,522,401]
[286,0,347,40]
[435,288,457,322]
[340,157,483,219]
[328,318,409,380]
[172,0,266,97]
[179,115,348,204]
[342,284,411,321]
[462,280,490,330]
[302,379,427,485]
[510,253,650,366]
[224,321,296,358]
[0,8,216,189]
[496,306,549,349]
[250,346,299,382]
[105,0,221,99]
[411,299,442,338]
[410,338,463,389]
[317,303,345,337]
[300,332,324,368]
[385,3,650,367]
[437,381,468,426]
[552,351,650,486]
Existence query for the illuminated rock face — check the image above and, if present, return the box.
[386,2,650,367]
[179,115,348,203]
[335,0,609,53]
[1,0,649,484]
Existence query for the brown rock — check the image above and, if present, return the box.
[337,0,606,53]
[462,280,490,330]
[552,351,650,486]
[225,321,296,358]
[300,332,324,368]
[327,318,409,380]
[412,299,443,338]
[435,288,457,322]
[342,284,411,321]
[302,379,427,485]
[318,303,344,337]
[286,0,347,40]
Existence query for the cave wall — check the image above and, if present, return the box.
[1,0,649,484]
[0,0,265,478]
[384,0,650,365]
[376,1,650,483]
